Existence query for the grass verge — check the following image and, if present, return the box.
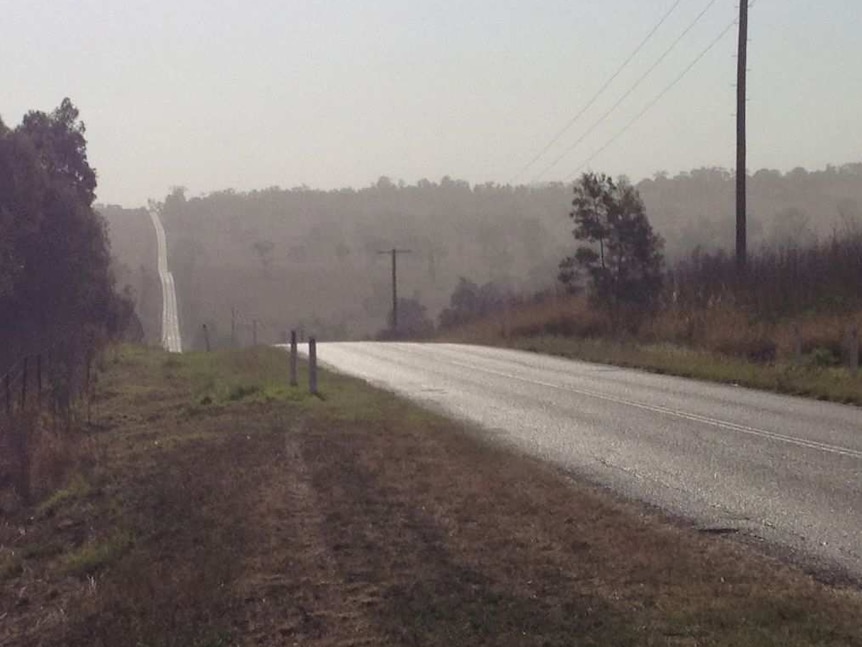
[1,345,861,645]
[507,335,862,405]
[439,293,862,406]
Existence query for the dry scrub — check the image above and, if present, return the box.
[442,292,862,405]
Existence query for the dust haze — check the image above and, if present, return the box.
[101,164,862,347]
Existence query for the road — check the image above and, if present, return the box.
[148,210,182,353]
[302,341,862,580]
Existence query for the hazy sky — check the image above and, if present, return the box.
[2,0,859,206]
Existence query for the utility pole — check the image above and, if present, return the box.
[377,248,411,334]
[736,0,749,273]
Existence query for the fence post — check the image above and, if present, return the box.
[37,354,42,406]
[202,324,211,352]
[289,330,298,387]
[308,337,318,396]
[792,324,802,364]
[21,357,28,409]
[86,353,93,424]
[849,326,859,376]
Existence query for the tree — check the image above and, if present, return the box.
[1,98,133,365]
[252,240,275,275]
[19,98,97,206]
[769,207,814,247]
[377,297,434,339]
[438,277,506,329]
[559,173,663,316]
[393,297,434,338]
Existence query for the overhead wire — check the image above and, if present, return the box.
[506,0,685,185]
[570,18,738,178]
[531,0,723,183]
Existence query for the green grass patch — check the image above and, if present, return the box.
[0,551,23,581]
[37,472,92,517]
[509,335,862,405]
[21,539,65,560]
[62,529,134,576]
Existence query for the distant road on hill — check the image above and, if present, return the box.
[148,210,182,353]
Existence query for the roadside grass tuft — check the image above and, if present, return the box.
[0,551,23,581]
[62,529,134,576]
[37,472,92,518]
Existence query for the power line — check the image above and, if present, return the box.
[570,18,737,179]
[531,0,722,183]
[506,0,685,185]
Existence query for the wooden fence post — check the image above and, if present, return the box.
[86,353,93,424]
[308,337,318,396]
[289,330,298,387]
[849,326,859,376]
[37,354,42,406]
[202,324,211,352]
[793,324,802,364]
[21,357,28,409]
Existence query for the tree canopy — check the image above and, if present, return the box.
[559,173,663,317]
[1,99,132,367]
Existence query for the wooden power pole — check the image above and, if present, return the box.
[736,0,749,272]
[378,248,411,334]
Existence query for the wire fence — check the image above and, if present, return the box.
[0,337,98,505]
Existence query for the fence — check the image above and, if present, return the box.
[0,337,97,505]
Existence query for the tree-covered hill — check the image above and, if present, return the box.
[144,164,858,344]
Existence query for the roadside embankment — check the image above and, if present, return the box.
[2,346,861,645]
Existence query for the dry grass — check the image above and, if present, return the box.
[440,292,862,405]
[2,345,862,645]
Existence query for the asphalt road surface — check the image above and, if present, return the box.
[148,210,182,353]
[300,341,862,581]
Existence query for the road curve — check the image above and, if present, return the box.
[301,341,862,580]
[148,210,182,353]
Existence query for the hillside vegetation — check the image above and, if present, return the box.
[437,170,862,404]
[99,163,862,346]
[97,205,160,344]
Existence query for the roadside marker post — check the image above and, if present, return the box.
[289,330,298,387]
[309,337,318,396]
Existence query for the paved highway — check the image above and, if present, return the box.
[148,210,182,353]
[303,341,862,580]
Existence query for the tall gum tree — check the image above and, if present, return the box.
[559,172,664,323]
